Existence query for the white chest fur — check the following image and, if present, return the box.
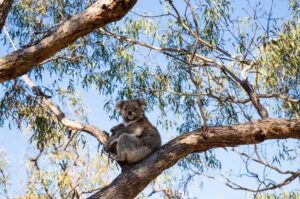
[123,121,143,137]
[133,126,143,136]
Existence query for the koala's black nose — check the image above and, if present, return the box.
[128,110,133,115]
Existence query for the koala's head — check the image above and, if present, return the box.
[116,99,147,123]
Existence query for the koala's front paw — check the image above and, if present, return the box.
[103,130,109,137]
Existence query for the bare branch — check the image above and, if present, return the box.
[199,170,300,193]
[187,41,207,129]
[240,80,269,118]
[0,0,137,82]
[232,148,293,175]
[257,93,300,104]
[89,118,300,199]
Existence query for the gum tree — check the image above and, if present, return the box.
[0,0,299,198]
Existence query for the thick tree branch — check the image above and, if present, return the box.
[0,0,13,32]
[89,118,300,199]
[0,0,137,83]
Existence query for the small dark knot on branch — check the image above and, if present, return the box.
[102,4,108,10]
[254,130,266,142]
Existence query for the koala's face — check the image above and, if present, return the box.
[116,99,147,123]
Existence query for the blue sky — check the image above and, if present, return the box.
[0,0,299,198]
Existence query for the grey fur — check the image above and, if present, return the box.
[105,99,161,164]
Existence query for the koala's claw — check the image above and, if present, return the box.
[103,130,109,137]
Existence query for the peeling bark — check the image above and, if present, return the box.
[89,118,300,199]
[0,0,13,32]
[0,0,137,83]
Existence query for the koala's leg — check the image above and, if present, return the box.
[115,134,152,163]
[126,147,152,163]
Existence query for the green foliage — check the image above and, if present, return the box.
[257,191,300,199]
[258,21,300,117]
[1,0,300,197]
[0,149,9,198]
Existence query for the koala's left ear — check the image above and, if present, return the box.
[116,101,124,112]
[138,98,147,110]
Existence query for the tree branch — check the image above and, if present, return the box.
[89,118,300,199]
[0,0,13,32]
[21,75,108,144]
[3,24,108,145]
[100,29,270,119]
[0,0,137,83]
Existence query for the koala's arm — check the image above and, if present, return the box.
[110,123,126,136]
[104,124,126,153]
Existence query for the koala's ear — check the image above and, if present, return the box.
[116,101,124,111]
[138,98,147,110]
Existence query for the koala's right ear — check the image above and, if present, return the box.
[137,98,147,110]
[116,101,124,112]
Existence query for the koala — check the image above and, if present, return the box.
[105,99,161,164]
